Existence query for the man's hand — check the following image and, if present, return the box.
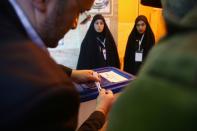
[71,70,100,83]
[95,89,114,116]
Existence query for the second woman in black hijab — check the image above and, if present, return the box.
[124,15,155,75]
[77,14,120,69]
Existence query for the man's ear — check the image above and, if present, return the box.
[32,0,46,12]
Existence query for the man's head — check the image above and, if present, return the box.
[141,0,197,34]
[161,0,197,30]
[17,0,94,48]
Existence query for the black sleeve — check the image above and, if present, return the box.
[77,40,92,70]
[123,37,134,72]
[59,64,72,77]
[78,111,105,131]
[143,35,155,60]
[22,81,80,131]
[110,39,120,69]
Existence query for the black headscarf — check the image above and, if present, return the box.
[77,14,120,69]
[124,15,155,75]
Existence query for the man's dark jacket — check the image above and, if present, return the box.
[0,1,104,130]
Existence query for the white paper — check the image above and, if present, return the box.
[99,71,128,83]
[135,52,143,62]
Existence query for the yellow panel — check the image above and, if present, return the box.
[118,0,139,69]
[119,0,139,23]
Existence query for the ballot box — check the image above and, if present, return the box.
[75,67,135,102]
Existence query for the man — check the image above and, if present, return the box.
[0,0,114,130]
[107,0,197,130]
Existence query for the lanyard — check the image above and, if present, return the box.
[97,37,107,60]
[138,34,144,51]
[96,37,106,48]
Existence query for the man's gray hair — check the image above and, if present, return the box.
[162,0,197,28]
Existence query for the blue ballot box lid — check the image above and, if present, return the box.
[75,67,135,102]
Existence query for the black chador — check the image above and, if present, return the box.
[124,15,155,75]
[77,14,120,69]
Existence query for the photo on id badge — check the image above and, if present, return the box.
[135,50,143,62]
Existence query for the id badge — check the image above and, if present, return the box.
[135,52,143,62]
[102,49,107,60]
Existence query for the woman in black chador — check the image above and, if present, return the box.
[124,15,155,75]
[77,14,120,70]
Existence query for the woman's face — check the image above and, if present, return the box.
[136,20,146,34]
[94,19,105,33]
